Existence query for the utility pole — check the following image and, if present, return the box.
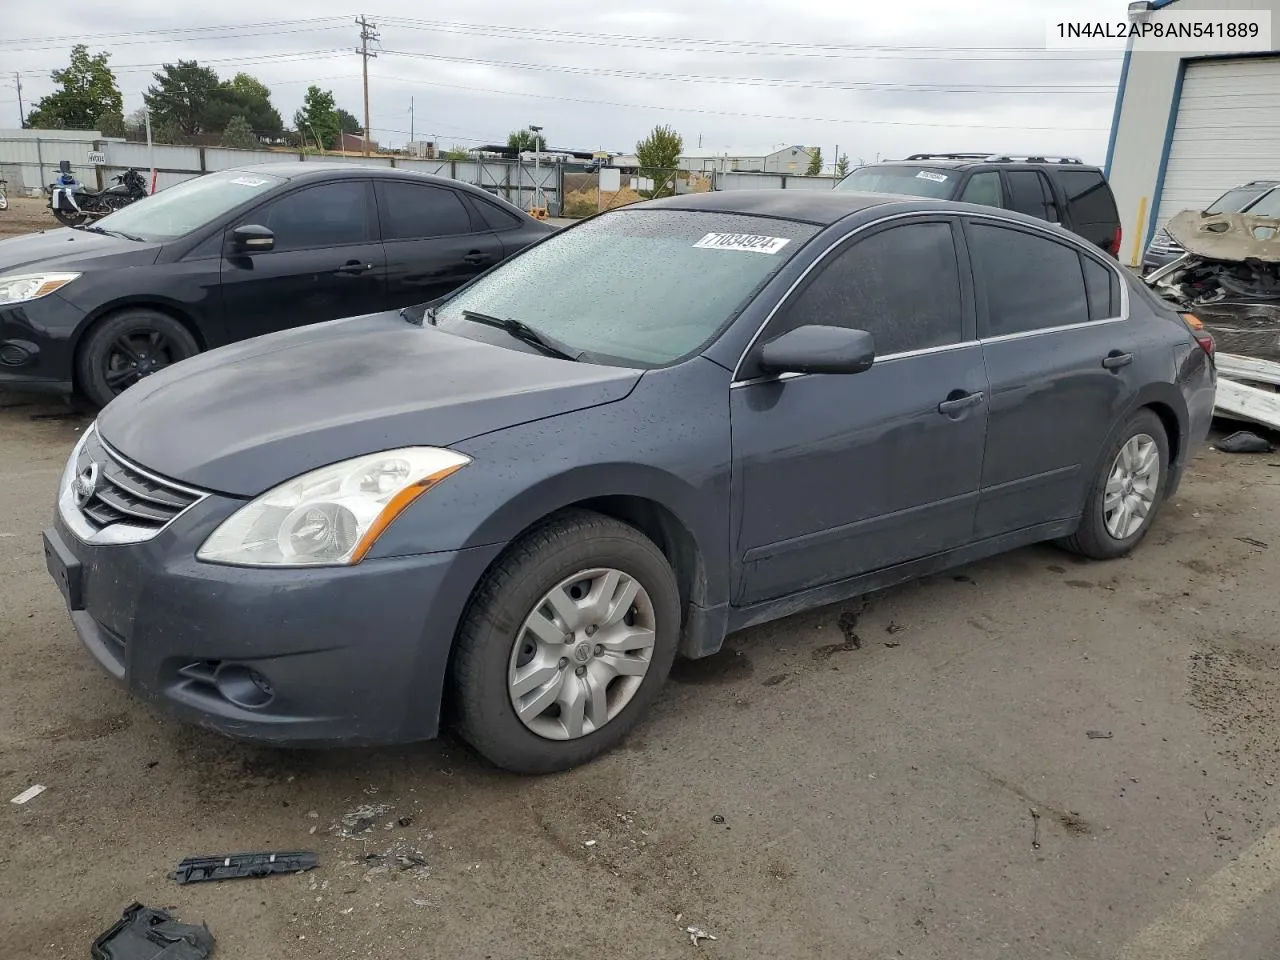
[15,72,25,128]
[355,15,379,157]
[409,96,414,147]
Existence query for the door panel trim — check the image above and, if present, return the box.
[979,314,1124,345]
[979,463,1079,495]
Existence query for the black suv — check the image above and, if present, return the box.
[836,153,1122,258]
[1143,179,1279,273]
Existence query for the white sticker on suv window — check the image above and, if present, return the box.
[693,233,791,254]
[915,170,949,183]
[230,176,268,187]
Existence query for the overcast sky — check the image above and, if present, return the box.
[2,0,1126,166]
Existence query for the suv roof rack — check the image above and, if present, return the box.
[903,153,1086,165]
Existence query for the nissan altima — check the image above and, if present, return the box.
[44,190,1216,773]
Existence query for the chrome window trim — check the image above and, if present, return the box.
[730,209,1131,386]
[58,426,210,546]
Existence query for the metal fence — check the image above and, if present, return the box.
[0,137,564,214]
[712,171,841,191]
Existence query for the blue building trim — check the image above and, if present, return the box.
[1104,46,1133,176]
[1145,58,1188,251]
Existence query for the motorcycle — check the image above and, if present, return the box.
[0,177,7,212]
[46,161,148,227]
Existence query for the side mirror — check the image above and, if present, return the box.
[758,325,876,376]
[231,224,274,252]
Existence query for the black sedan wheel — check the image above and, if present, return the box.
[77,309,200,408]
[450,509,680,774]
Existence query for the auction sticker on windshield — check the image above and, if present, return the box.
[693,233,792,254]
[916,171,948,183]
[230,177,269,187]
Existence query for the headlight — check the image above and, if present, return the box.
[0,272,80,305]
[197,448,470,567]
[58,422,95,503]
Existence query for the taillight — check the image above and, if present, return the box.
[1182,312,1215,358]
[1109,224,1122,257]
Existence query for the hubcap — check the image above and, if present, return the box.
[1103,433,1160,540]
[104,329,178,393]
[507,567,656,741]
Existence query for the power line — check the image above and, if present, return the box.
[369,71,1108,132]
[0,17,347,48]
[378,50,1114,93]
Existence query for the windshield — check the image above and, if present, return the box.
[835,166,957,200]
[90,169,285,242]
[432,209,818,366]
[1206,185,1272,214]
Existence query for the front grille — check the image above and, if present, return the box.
[73,431,202,533]
[1147,229,1183,256]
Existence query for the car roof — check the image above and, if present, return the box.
[639,189,910,225]
[223,161,494,192]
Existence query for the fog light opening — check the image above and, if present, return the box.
[214,663,275,709]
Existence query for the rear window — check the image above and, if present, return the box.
[835,166,957,200]
[1056,170,1118,225]
[433,210,819,366]
[473,196,524,230]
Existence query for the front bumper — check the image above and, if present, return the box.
[0,292,85,392]
[44,501,501,746]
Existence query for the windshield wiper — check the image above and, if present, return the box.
[85,224,145,242]
[460,310,581,361]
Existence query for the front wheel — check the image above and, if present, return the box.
[1061,408,1170,559]
[76,309,200,408]
[450,510,680,774]
[52,206,87,227]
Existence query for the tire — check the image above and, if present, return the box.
[450,509,681,774]
[52,206,87,228]
[76,309,201,408]
[1061,408,1170,560]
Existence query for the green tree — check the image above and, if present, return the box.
[96,109,125,138]
[294,86,340,150]
[144,60,221,138]
[806,147,824,176]
[209,73,284,140]
[507,128,546,152]
[221,114,259,150]
[336,108,362,135]
[26,45,123,130]
[834,153,851,178]
[635,124,683,199]
[442,144,471,161]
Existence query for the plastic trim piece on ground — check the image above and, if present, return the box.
[91,903,214,960]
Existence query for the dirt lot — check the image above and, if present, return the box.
[1,196,58,238]
[2,388,1280,959]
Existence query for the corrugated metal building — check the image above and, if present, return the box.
[678,146,814,174]
[1106,0,1280,266]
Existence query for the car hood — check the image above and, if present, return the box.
[0,227,161,273]
[96,312,642,496]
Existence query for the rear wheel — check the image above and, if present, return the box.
[450,510,680,774]
[1061,408,1169,559]
[76,309,200,408]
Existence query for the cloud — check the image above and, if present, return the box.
[3,0,1123,163]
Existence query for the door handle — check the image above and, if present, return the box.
[937,391,985,416]
[1102,351,1133,370]
[462,251,490,265]
[334,260,372,276]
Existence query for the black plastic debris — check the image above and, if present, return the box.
[1216,431,1275,454]
[91,903,213,960]
[171,850,318,885]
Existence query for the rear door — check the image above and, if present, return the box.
[220,178,386,341]
[1003,170,1060,224]
[965,217,1142,538]
[1054,169,1121,254]
[373,179,505,310]
[731,218,989,604]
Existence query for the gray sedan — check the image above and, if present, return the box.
[43,190,1217,773]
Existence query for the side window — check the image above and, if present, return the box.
[1056,170,1118,226]
[1081,255,1119,320]
[473,197,523,231]
[255,181,372,252]
[781,222,963,357]
[969,223,1090,335]
[959,172,1003,207]
[1005,171,1058,222]
[377,181,474,241]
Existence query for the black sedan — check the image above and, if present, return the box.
[0,162,552,406]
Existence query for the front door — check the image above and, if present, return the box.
[964,218,1143,537]
[220,178,386,341]
[373,179,506,311]
[731,219,989,606]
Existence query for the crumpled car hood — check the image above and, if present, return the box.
[1166,210,1280,263]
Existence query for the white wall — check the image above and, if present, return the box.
[1106,0,1280,265]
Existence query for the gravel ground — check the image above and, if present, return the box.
[0,196,58,238]
[2,393,1280,959]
